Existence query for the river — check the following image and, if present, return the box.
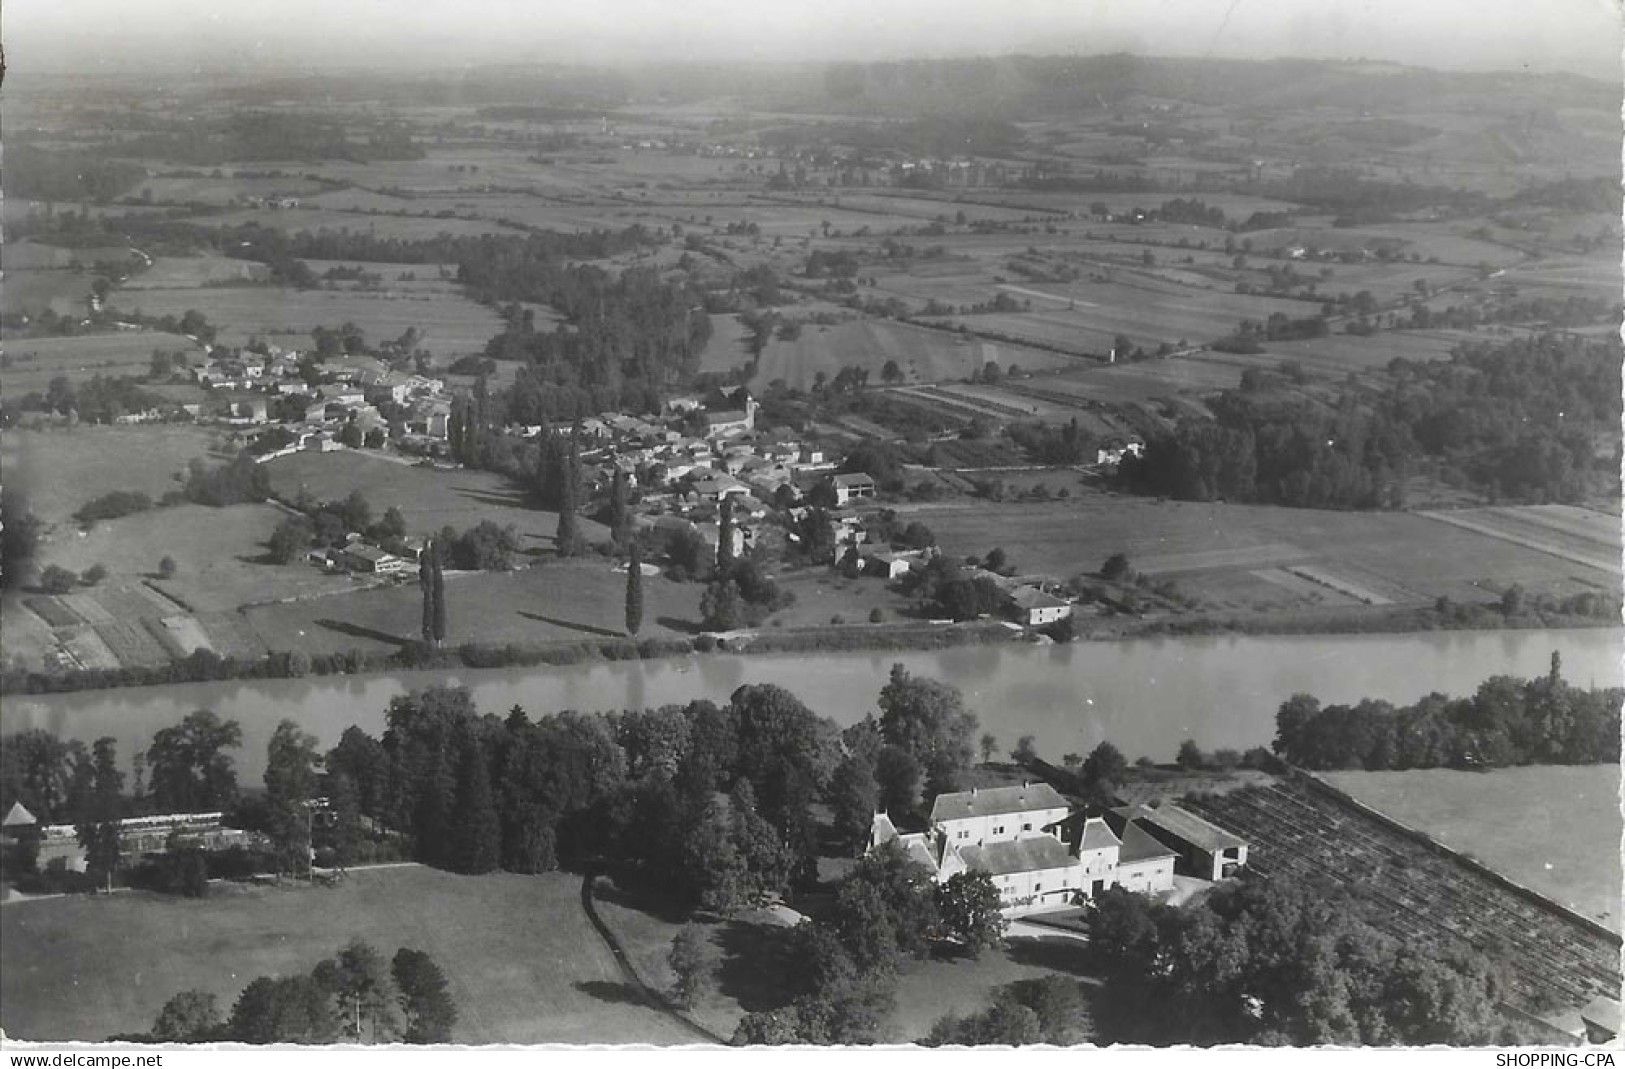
[7,629,1621,780]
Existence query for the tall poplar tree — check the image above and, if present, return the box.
[717,495,736,573]
[419,541,434,646]
[449,727,500,874]
[430,549,446,646]
[556,427,581,556]
[608,469,630,546]
[625,542,644,637]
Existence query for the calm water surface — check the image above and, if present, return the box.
[7,629,1620,779]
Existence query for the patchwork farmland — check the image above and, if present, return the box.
[107,285,504,358]
[901,496,1621,612]
[1185,774,1621,1022]
[1321,765,1623,932]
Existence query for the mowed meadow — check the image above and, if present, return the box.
[108,285,505,358]
[1322,765,1623,933]
[902,494,1621,612]
[0,866,699,1045]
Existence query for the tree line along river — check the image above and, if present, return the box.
[7,629,1621,781]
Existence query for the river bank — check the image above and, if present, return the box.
[2,595,1614,699]
[9,626,1621,784]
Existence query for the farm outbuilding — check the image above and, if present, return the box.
[1110,803,1248,881]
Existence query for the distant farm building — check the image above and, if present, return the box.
[343,543,413,577]
[1007,585,1072,626]
[830,473,877,505]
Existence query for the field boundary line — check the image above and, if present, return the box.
[1416,510,1621,575]
[1283,767,1623,946]
[579,867,728,1045]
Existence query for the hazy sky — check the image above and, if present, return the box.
[6,0,1622,81]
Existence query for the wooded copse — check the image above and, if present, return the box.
[113,940,457,1045]
[1271,656,1621,770]
[0,667,985,911]
[1120,333,1620,508]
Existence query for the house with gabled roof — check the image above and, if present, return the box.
[868,782,1223,917]
[1107,803,1247,881]
[1007,585,1072,626]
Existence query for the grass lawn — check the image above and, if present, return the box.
[35,502,354,619]
[1,333,207,394]
[1321,765,1624,932]
[2,424,229,528]
[244,558,701,656]
[107,285,505,359]
[263,451,604,550]
[890,932,1096,1043]
[769,570,917,629]
[896,493,1620,609]
[0,866,698,1045]
[748,319,1078,393]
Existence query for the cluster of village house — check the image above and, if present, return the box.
[869,782,1249,918]
[127,342,1093,626]
[117,345,452,452]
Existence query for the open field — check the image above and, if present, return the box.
[695,313,753,374]
[1496,253,1624,300]
[132,174,329,206]
[1,332,206,393]
[1244,329,1469,375]
[769,569,917,629]
[1321,765,1623,932]
[37,502,286,587]
[3,424,228,527]
[263,451,602,547]
[242,558,700,655]
[121,255,271,289]
[107,286,504,358]
[1034,357,1244,404]
[2,270,93,317]
[747,319,1079,391]
[6,241,80,270]
[1186,775,1621,1019]
[183,207,531,240]
[0,866,699,1044]
[1417,506,1621,576]
[895,495,1622,610]
[927,277,1316,352]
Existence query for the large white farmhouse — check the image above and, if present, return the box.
[869,782,1241,917]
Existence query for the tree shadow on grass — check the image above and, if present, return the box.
[1002,935,1099,978]
[593,877,692,925]
[313,618,409,647]
[453,486,535,511]
[574,980,650,1008]
[716,920,801,1014]
[516,610,622,638]
[655,615,703,635]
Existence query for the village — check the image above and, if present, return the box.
[124,334,1140,634]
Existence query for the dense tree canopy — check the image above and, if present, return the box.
[146,710,242,813]
[1273,661,1621,770]
[1121,333,1619,508]
[877,665,978,796]
[1087,877,1515,1046]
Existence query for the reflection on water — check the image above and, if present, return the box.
[10,629,1621,780]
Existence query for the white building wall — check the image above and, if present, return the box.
[992,861,1086,916]
[1115,857,1175,894]
[937,806,1069,848]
